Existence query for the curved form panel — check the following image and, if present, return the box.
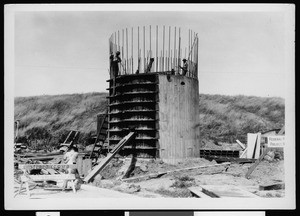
[157,74,200,164]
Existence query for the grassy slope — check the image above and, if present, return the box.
[14,92,284,147]
[199,94,285,143]
[14,92,108,144]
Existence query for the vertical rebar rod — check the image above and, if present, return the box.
[156,25,158,72]
[174,27,176,72]
[118,30,120,52]
[196,36,199,78]
[149,25,151,58]
[143,26,145,71]
[188,29,190,61]
[178,27,181,73]
[131,27,133,74]
[138,27,140,72]
[168,26,171,71]
[126,28,128,74]
[122,29,124,59]
[163,25,165,71]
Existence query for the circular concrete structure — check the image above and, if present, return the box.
[107,26,200,163]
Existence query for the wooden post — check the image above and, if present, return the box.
[245,148,271,179]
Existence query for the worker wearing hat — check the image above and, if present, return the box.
[110,51,122,78]
[179,58,188,76]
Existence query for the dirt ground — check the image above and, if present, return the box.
[91,156,285,198]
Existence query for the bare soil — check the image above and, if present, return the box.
[91,157,285,198]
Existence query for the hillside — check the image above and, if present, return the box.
[14,92,285,150]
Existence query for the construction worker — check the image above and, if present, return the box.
[179,59,188,76]
[62,146,80,190]
[145,58,155,73]
[110,51,122,78]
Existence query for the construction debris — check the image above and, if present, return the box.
[84,132,136,183]
[191,185,259,198]
[122,162,231,183]
[259,182,285,191]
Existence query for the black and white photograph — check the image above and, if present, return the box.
[4,4,295,210]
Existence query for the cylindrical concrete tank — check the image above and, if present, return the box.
[107,26,200,163]
[157,74,200,163]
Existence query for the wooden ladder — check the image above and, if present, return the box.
[60,130,80,149]
[84,131,136,183]
[89,113,108,162]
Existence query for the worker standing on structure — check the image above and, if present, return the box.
[110,51,122,96]
[62,146,80,190]
[179,59,188,76]
[110,51,122,78]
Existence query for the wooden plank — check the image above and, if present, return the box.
[247,133,257,159]
[84,132,136,183]
[19,164,77,170]
[82,159,92,177]
[245,148,271,179]
[259,182,285,191]
[199,185,259,198]
[236,139,246,150]
[240,148,247,158]
[188,187,212,198]
[123,162,230,182]
[21,174,76,182]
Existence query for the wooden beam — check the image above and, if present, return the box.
[259,182,285,191]
[245,148,271,179]
[19,164,77,170]
[84,132,136,183]
[236,139,246,150]
[188,187,212,198]
[122,162,230,183]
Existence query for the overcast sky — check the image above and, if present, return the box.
[12,4,294,98]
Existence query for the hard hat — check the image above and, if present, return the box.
[182,58,187,61]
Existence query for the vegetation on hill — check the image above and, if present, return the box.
[14,92,284,151]
[14,92,107,150]
[199,94,285,144]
